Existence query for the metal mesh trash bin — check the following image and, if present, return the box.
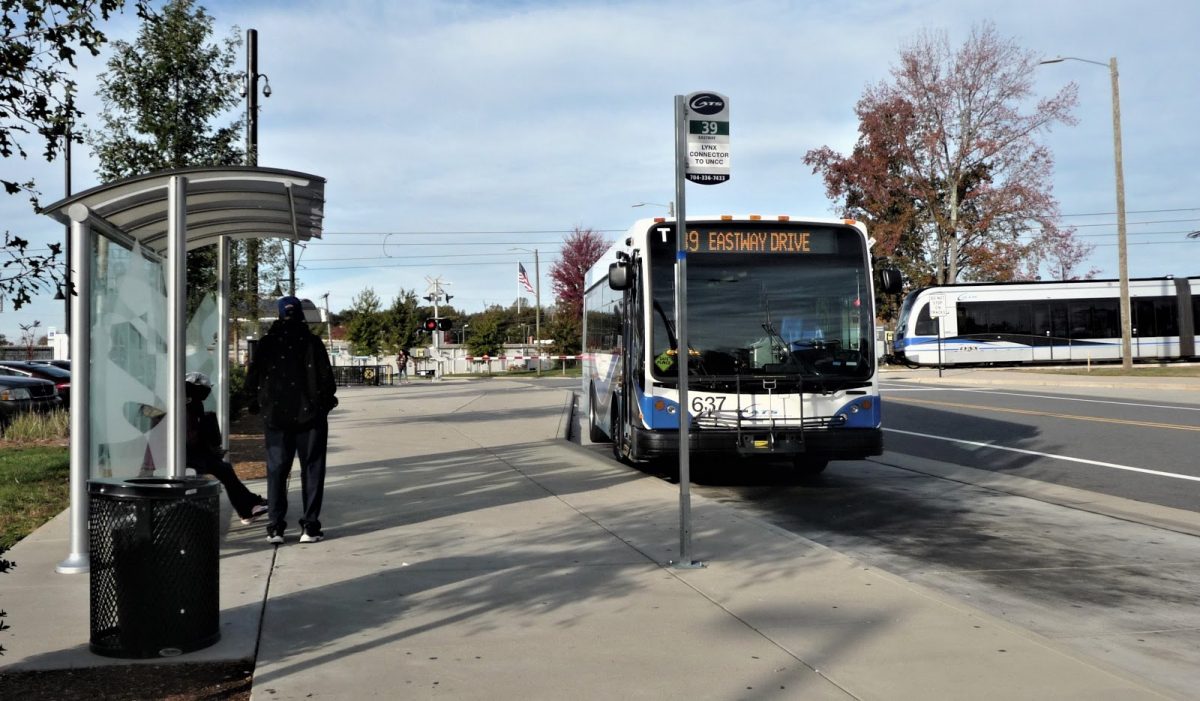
[88,477,222,658]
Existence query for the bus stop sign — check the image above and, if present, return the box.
[684,92,730,185]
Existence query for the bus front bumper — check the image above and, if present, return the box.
[631,426,883,461]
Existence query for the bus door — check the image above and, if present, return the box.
[1032,302,1069,363]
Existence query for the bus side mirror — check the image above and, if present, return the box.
[879,268,903,295]
[608,262,631,290]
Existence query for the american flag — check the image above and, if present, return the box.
[518,263,535,294]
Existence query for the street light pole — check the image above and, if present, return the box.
[632,201,675,217]
[1041,55,1132,369]
[244,29,278,310]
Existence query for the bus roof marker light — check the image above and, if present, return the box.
[654,217,666,223]
[749,214,761,221]
[778,215,790,222]
[721,215,733,221]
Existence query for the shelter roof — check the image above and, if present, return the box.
[39,166,325,254]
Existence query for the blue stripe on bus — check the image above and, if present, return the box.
[639,391,686,429]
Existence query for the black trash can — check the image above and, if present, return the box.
[88,477,222,658]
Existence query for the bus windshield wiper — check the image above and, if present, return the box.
[653,299,678,350]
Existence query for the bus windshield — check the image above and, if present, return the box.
[648,223,873,384]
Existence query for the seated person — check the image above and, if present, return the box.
[186,372,267,524]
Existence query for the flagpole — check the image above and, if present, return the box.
[533,249,541,377]
[517,262,522,316]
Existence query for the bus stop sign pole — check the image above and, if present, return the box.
[673,91,729,569]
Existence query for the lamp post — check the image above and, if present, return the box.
[1040,55,1131,369]
[243,28,284,318]
[510,247,541,375]
[62,93,73,340]
[632,201,675,217]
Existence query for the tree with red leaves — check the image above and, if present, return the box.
[550,226,609,320]
[806,22,1081,289]
[546,227,609,355]
[1040,228,1099,281]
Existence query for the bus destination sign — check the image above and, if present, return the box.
[682,227,838,254]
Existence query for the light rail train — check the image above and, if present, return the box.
[892,276,1199,366]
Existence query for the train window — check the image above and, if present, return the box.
[958,301,1032,336]
[957,303,986,335]
[1069,299,1119,339]
[1133,297,1179,337]
[914,303,936,335]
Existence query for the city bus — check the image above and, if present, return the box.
[582,215,901,474]
[892,276,1199,366]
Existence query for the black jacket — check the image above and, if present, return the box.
[246,318,338,430]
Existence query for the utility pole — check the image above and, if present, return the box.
[1040,55,1131,368]
[532,249,541,376]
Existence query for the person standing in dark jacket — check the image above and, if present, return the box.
[246,296,339,544]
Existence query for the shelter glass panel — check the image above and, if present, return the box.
[91,239,169,478]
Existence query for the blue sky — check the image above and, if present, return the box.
[3,0,1198,342]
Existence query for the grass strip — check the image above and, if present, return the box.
[0,446,70,550]
[1030,366,1200,378]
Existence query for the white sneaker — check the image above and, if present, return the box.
[299,531,323,543]
[266,533,284,544]
[241,504,269,525]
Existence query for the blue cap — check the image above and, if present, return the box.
[277,295,302,319]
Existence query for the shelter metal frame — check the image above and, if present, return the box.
[39,166,326,574]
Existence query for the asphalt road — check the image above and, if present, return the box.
[879,379,1200,513]
[572,375,1200,698]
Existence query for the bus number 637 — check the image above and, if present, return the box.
[691,396,726,413]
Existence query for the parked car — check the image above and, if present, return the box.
[0,373,61,428]
[0,361,71,410]
[28,359,71,371]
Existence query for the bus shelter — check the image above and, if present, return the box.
[39,166,326,573]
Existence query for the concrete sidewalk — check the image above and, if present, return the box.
[0,378,1185,699]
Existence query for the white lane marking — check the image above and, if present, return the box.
[884,427,1200,483]
[881,385,1200,413]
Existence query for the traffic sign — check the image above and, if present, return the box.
[684,91,730,185]
[929,293,948,317]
